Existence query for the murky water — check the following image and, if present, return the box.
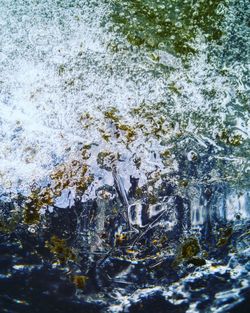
[0,0,249,312]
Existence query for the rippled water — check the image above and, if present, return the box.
[0,0,249,312]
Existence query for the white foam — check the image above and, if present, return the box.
[0,0,248,200]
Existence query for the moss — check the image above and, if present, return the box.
[76,173,94,194]
[117,123,137,143]
[152,235,168,248]
[83,144,91,150]
[173,237,201,268]
[127,33,145,46]
[99,128,111,142]
[125,128,136,143]
[81,149,91,160]
[117,124,131,131]
[130,103,170,139]
[135,187,143,198]
[24,202,40,225]
[102,133,111,142]
[229,134,243,146]
[103,109,137,144]
[149,52,160,62]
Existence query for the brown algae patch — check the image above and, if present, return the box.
[173,237,206,267]
[45,235,77,265]
[23,188,54,225]
[23,159,94,225]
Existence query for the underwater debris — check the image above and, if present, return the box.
[58,64,65,76]
[168,82,182,95]
[187,150,198,162]
[101,132,111,142]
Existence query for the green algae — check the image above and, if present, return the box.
[109,0,227,56]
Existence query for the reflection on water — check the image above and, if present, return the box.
[0,0,249,312]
